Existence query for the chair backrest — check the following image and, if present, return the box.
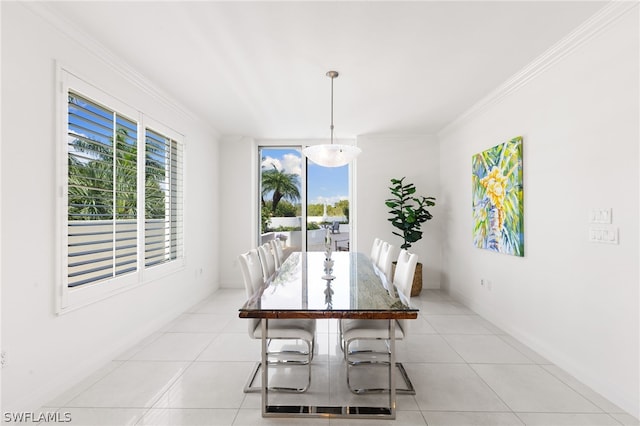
[370,238,383,264]
[257,243,276,280]
[393,249,418,337]
[331,221,340,232]
[377,242,395,283]
[238,249,264,299]
[270,239,284,269]
[393,249,418,303]
[238,250,263,339]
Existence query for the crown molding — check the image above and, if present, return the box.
[438,0,639,138]
[21,1,219,137]
[356,133,435,141]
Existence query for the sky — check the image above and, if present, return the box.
[261,147,349,206]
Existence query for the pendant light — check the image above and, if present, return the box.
[302,71,361,167]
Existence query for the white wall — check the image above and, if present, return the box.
[218,136,256,288]
[438,8,639,417]
[355,135,441,289]
[1,3,220,412]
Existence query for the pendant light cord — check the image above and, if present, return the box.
[330,74,334,145]
[301,70,360,167]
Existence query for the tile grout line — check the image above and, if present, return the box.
[430,306,525,425]
[535,365,627,425]
[435,292,629,425]
[442,292,629,423]
[120,299,237,422]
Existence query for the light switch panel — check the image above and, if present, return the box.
[589,208,612,224]
[589,225,618,244]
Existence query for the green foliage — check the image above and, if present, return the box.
[306,222,321,230]
[307,204,324,216]
[386,177,435,250]
[334,199,349,215]
[274,200,297,217]
[261,201,300,229]
[326,202,343,216]
[260,206,272,233]
[307,200,349,217]
[273,225,302,231]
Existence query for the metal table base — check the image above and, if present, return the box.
[260,318,402,420]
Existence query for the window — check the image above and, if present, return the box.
[67,93,138,287]
[61,70,184,311]
[144,128,183,267]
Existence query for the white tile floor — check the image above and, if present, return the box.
[41,289,639,426]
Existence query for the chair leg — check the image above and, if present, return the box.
[244,338,313,394]
[344,338,415,395]
[267,338,313,360]
[243,362,262,393]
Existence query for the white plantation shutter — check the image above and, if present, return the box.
[144,128,184,268]
[67,93,138,287]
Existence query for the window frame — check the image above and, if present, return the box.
[57,68,185,314]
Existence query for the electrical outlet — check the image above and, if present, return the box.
[480,279,485,287]
[1,351,7,368]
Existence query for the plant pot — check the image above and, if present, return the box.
[411,262,423,297]
[391,261,423,297]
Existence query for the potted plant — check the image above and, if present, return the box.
[385,177,436,296]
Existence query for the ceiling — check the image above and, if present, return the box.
[46,1,605,139]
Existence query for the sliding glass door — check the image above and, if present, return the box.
[259,146,350,254]
[306,160,349,252]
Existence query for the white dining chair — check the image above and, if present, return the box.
[377,242,395,284]
[393,250,416,303]
[270,239,284,270]
[340,249,418,394]
[239,249,264,298]
[257,243,276,281]
[370,238,383,265]
[238,250,316,393]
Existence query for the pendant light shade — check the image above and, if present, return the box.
[302,144,362,168]
[302,71,361,167]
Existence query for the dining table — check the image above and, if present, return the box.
[238,250,419,419]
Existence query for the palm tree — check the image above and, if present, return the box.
[261,165,301,214]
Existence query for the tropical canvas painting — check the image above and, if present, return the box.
[472,136,524,256]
